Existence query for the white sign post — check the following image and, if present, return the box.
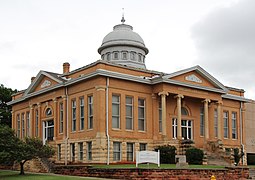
[136,150,160,167]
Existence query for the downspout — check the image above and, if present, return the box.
[240,101,244,164]
[65,87,69,165]
[106,77,110,165]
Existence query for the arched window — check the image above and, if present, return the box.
[181,107,189,116]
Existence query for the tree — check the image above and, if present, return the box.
[0,84,18,127]
[0,125,55,175]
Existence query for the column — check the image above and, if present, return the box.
[53,98,58,140]
[158,91,169,136]
[62,95,67,138]
[216,100,223,139]
[203,99,211,140]
[175,94,184,140]
[29,105,34,137]
[37,103,42,138]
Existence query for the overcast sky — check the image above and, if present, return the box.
[0,0,254,99]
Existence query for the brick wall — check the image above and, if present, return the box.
[54,165,249,180]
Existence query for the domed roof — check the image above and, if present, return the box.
[98,23,149,54]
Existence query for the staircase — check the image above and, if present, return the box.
[206,151,230,166]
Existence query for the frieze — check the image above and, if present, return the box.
[178,87,208,95]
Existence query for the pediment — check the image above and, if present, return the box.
[163,65,228,92]
[24,71,64,96]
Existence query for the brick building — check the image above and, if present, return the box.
[8,18,250,165]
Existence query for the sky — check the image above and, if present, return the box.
[0,0,254,99]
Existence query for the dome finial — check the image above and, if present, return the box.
[121,8,125,24]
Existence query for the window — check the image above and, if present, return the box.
[107,53,111,60]
[122,51,127,60]
[159,99,162,133]
[70,143,75,162]
[173,119,192,139]
[72,100,76,132]
[139,143,147,151]
[21,113,25,138]
[45,108,52,116]
[130,52,135,60]
[138,98,145,131]
[26,112,30,137]
[113,142,121,161]
[88,96,93,129]
[126,96,133,130]
[138,54,142,62]
[232,112,237,139]
[127,143,134,161]
[35,110,39,137]
[181,107,189,116]
[78,142,83,161]
[17,114,20,138]
[87,142,92,160]
[223,111,229,138]
[112,95,120,129]
[44,120,54,141]
[59,103,63,133]
[200,107,204,136]
[57,144,61,161]
[214,109,218,138]
[113,52,119,59]
[80,97,84,130]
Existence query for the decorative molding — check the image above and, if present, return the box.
[185,74,202,83]
[41,80,51,88]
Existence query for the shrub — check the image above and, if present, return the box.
[186,147,204,165]
[233,148,244,166]
[155,145,176,164]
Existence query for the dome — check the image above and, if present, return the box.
[98,19,149,69]
[98,24,149,54]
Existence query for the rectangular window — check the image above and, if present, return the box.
[17,114,20,138]
[130,52,135,60]
[127,143,134,161]
[70,143,75,162]
[35,110,39,137]
[87,142,92,160]
[88,96,93,129]
[72,100,76,132]
[172,119,192,139]
[78,142,83,161]
[138,98,145,131]
[125,96,133,130]
[122,52,127,60]
[159,99,162,133]
[113,142,121,161]
[113,52,119,59]
[57,144,61,161]
[200,107,204,136]
[214,109,218,138]
[223,111,229,138]
[80,97,84,130]
[26,112,30,137]
[232,112,237,139]
[139,143,147,151]
[59,103,63,133]
[21,113,25,138]
[112,95,120,129]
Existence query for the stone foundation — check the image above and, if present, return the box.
[54,165,249,180]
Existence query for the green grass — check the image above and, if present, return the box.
[0,170,105,180]
[92,163,225,169]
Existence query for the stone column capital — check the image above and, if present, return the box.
[202,98,211,104]
[174,94,184,99]
[216,100,223,105]
[37,103,41,107]
[158,91,169,96]
[95,85,106,91]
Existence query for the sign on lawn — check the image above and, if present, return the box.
[136,150,160,167]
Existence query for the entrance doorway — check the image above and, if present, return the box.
[172,118,193,139]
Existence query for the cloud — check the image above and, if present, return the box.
[191,0,255,98]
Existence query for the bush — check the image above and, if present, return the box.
[233,148,244,166]
[155,145,176,164]
[186,147,204,165]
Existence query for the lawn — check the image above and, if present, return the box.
[0,170,106,180]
